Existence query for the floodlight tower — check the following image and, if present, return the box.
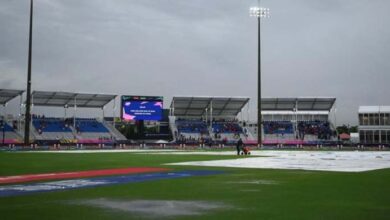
[249,6,269,147]
[24,0,33,145]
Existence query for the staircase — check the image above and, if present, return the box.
[169,116,178,141]
[102,121,127,140]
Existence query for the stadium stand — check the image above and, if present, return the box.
[0,120,22,144]
[170,97,336,146]
[74,118,113,143]
[259,97,337,145]
[297,120,332,140]
[32,116,74,140]
[1,121,14,132]
[0,89,24,144]
[174,119,209,144]
[28,91,126,144]
[1,88,342,147]
[170,96,249,144]
[75,118,109,133]
[263,121,294,134]
[33,116,72,133]
[31,116,118,142]
[176,119,208,134]
[212,120,242,134]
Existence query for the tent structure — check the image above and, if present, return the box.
[339,133,351,140]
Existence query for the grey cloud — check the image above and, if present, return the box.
[0,0,389,124]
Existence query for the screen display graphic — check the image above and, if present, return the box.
[121,96,163,121]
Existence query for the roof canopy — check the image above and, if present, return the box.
[262,97,336,111]
[358,106,390,113]
[0,89,24,105]
[31,91,116,108]
[171,96,250,117]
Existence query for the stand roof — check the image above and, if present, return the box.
[171,96,249,117]
[0,89,24,105]
[31,91,116,108]
[262,97,336,111]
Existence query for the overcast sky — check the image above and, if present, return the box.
[1,0,389,125]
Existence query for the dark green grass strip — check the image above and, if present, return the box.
[0,152,237,176]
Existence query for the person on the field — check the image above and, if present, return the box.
[236,138,243,155]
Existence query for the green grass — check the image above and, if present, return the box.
[0,151,389,220]
[0,151,238,175]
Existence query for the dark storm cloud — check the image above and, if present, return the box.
[0,0,389,124]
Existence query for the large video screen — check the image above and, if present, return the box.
[121,96,163,121]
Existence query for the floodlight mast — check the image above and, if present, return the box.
[249,6,269,147]
[24,0,33,145]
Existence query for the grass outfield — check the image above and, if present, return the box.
[0,151,390,220]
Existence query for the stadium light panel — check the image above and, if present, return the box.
[249,7,270,18]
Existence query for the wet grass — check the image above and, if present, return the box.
[0,151,389,220]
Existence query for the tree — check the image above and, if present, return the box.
[336,124,358,134]
[336,125,349,134]
[349,126,358,133]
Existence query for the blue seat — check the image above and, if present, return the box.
[0,121,14,132]
[75,119,109,133]
[176,120,208,134]
[33,118,72,132]
[264,121,293,134]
